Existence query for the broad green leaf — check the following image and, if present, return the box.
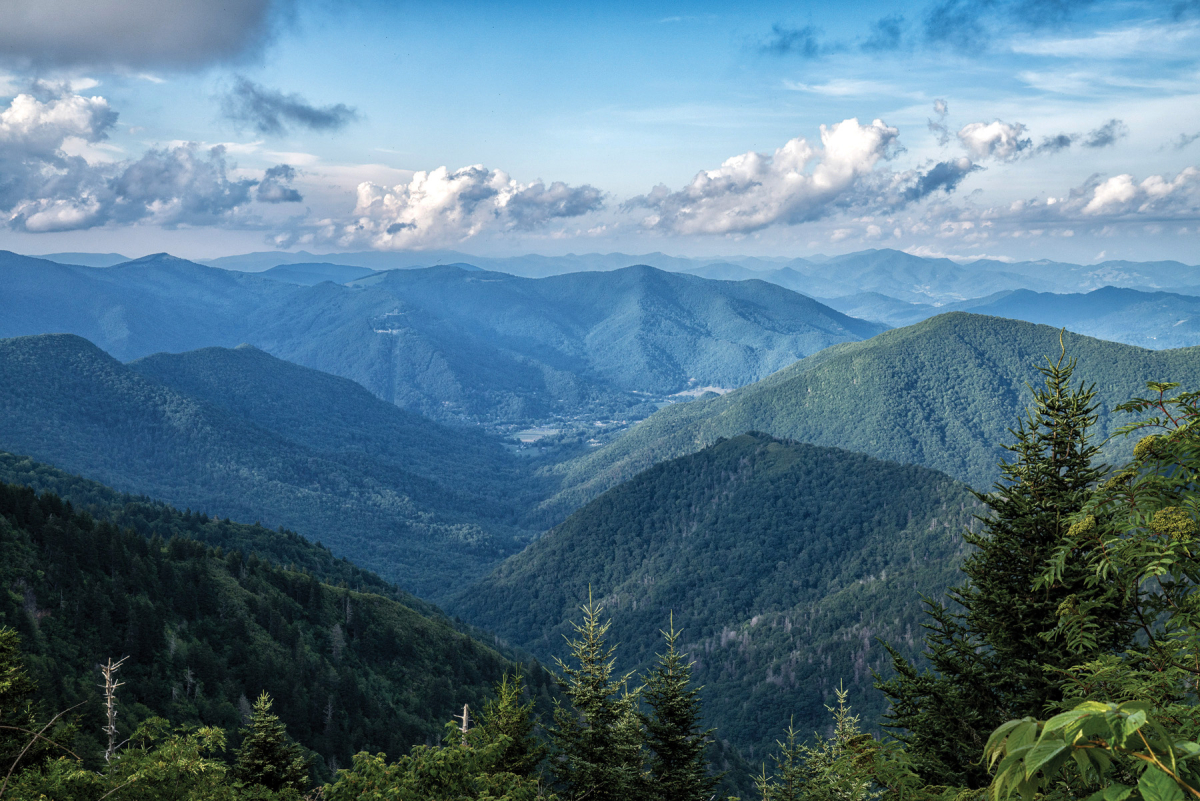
[1140,767,1186,801]
[1084,784,1134,801]
[1042,709,1090,736]
[1024,742,1070,780]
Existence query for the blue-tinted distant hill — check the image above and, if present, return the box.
[35,251,131,267]
[0,333,542,599]
[0,250,883,424]
[826,286,1200,349]
[538,313,1200,521]
[260,262,377,285]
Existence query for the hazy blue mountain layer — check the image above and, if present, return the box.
[450,432,979,760]
[538,313,1200,522]
[0,250,880,425]
[260,262,378,284]
[826,286,1200,350]
[0,333,541,600]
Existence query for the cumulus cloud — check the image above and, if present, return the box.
[957,120,1031,161]
[323,165,604,249]
[256,164,303,203]
[0,0,289,70]
[1080,169,1200,216]
[221,77,358,136]
[1083,118,1128,148]
[625,118,901,235]
[0,88,299,232]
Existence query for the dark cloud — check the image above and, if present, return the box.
[1010,0,1096,26]
[255,164,303,204]
[1036,133,1076,153]
[0,0,291,70]
[760,24,823,57]
[221,77,359,136]
[923,0,989,49]
[109,145,257,225]
[1083,118,1128,148]
[1176,132,1200,150]
[928,99,951,145]
[862,15,906,51]
[903,159,981,201]
[506,182,605,229]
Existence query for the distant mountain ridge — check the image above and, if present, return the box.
[538,313,1200,522]
[0,250,883,425]
[826,286,1200,350]
[0,333,540,599]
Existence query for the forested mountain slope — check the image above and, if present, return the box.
[0,334,540,600]
[539,314,1200,522]
[450,433,979,761]
[0,250,881,425]
[0,479,554,783]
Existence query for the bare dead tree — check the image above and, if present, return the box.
[453,703,470,746]
[99,657,128,763]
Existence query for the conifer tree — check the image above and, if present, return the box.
[641,615,719,801]
[878,345,1133,787]
[476,667,546,778]
[549,590,645,801]
[231,691,311,793]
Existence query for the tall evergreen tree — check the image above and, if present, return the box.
[476,667,546,778]
[641,615,719,801]
[877,346,1133,787]
[549,590,645,801]
[231,691,311,793]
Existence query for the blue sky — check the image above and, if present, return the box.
[1,0,1198,263]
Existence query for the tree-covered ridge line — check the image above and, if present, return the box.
[539,313,1200,525]
[0,477,559,787]
[0,250,885,427]
[0,332,543,600]
[453,431,981,763]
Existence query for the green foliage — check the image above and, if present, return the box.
[757,686,882,801]
[324,733,549,801]
[984,701,1200,801]
[879,349,1133,787]
[0,480,550,783]
[474,669,546,778]
[641,617,720,801]
[549,592,646,801]
[232,694,310,793]
[544,314,1200,524]
[453,432,979,768]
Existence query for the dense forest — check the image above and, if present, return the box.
[542,313,1200,523]
[0,333,540,599]
[0,477,558,786]
[453,432,980,761]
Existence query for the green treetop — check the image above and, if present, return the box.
[879,344,1133,787]
[231,692,310,794]
[640,614,720,801]
[549,590,645,801]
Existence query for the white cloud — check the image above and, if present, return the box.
[1082,169,1200,216]
[318,164,604,249]
[957,120,1031,161]
[1011,22,1200,60]
[0,88,303,232]
[626,118,901,235]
